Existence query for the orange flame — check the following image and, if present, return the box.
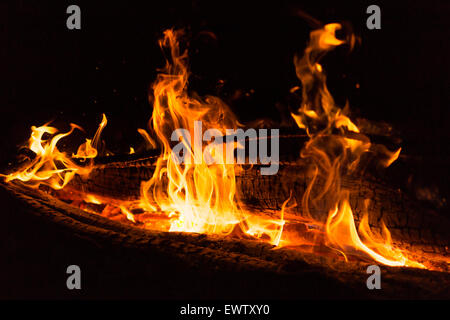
[137,29,284,244]
[326,192,424,268]
[291,23,424,267]
[2,114,107,189]
[73,113,107,159]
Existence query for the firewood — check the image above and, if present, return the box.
[66,155,450,262]
[1,180,449,299]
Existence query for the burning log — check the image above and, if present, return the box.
[2,24,449,289]
[65,153,449,270]
[1,180,450,299]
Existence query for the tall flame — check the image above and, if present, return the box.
[138,30,284,243]
[291,23,423,268]
[140,29,241,234]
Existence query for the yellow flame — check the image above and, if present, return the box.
[85,194,102,205]
[326,192,424,268]
[291,23,424,267]
[137,128,157,150]
[73,114,107,159]
[2,114,107,189]
[120,206,136,223]
[136,29,284,243]
[383,147,401,167]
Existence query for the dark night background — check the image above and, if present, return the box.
[0,0,449,299]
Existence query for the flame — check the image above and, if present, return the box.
[326,192,424,268]
[357,202,425,268]
[3,25,442,270]
[291,23,424,267]
[245,194,292,246]
[140,29,241,235]
[2,114,107,189]
[382,146,401,167]
[73,114,107,159]
[136,29,284,243]
[137,128,157,150]
[119,206,136,223]
[85,194,102,204]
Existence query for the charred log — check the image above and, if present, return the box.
[67,156,450,265]
[1,181,449,299]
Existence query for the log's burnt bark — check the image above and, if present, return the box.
[1,181,450,299]
[68,156,450,266]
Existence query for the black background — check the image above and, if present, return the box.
[0,0,449,299]
[1,0,449,158]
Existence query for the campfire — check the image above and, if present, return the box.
[2,22,449,279]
